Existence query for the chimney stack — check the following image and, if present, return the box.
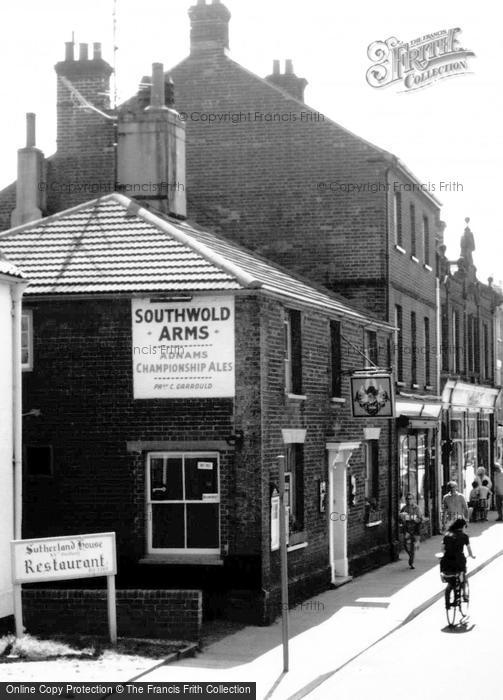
[93,42,102,60]
[65,41,75,61]
[265,60,308,102]
[79,43,88,60]
[188,0,231,54]
[117,63,186,218]
[11,113,46,227]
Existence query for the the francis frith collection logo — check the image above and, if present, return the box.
[366,28,475,92]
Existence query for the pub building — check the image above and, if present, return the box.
[0,75,396,624]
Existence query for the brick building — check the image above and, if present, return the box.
[438,220,502,501]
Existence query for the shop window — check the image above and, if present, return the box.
[364,329,378,367]
[410,204,417,257]
[394,192,403,246]
[146,453,220,554]
[285,444,304,535]
[21,310,33,371]
[25,445,53,477]
[395,305,403,382]
[330,320,342,397]
[365,440,379,505]
[284,309,302,395]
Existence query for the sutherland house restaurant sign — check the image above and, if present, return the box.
[350,373,395,418]
[132,296,235,399]
[11,533,117,584]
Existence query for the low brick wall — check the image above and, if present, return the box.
[22,589,202,641]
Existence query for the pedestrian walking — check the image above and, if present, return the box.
[477,479,491,521]
[400,493,423,569]
[468,480,480,522]
[494,462,503,521]
[442,481,469,531]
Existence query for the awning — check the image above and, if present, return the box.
[396,395,442,420]
[442,380,500,411]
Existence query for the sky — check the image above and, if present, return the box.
[1,0,501,282]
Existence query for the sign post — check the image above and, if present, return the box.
[277,454,289,673]
[11,532,117,644]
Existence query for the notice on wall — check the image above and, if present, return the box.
[132,296,235,399]
[11,532,117,584]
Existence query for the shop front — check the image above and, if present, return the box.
[442,381,500,501]
[396,395,442,535]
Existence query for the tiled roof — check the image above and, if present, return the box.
[0,194,390,326]
[0,253,25,280]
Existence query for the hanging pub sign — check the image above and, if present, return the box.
[132,295,235,399]
[350,373,395,418]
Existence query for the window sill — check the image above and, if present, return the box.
[286,393,307,401]
[330,397,346,404]
[396,381,406,388]
[423,263,433,271]
[139,555,224,566]
[365,520,383,528]
[394,244,406,254]
[288,530,307,547]
[424,384,433,391]
[287,541,308,552]
[411,383,419,389]
[411,255,419,264]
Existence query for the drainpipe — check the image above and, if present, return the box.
[12,282,27,540]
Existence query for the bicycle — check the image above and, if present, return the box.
[441,570,470,626]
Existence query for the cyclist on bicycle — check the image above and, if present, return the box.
[400,493,423,569]
[440,518,475,602]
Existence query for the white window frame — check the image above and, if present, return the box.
[21,309,33,371]
[146,451,220,556]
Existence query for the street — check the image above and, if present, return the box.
[306,553,503,700]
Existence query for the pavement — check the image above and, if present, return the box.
[141,519,503,699]
[1,519,502,698]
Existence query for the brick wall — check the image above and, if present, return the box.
[22,589,202,641]
[22,288,396,623]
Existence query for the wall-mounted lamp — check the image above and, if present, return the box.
[22,408,41,418]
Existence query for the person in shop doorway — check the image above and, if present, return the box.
[442,481,469,531]
[493,462,503,521]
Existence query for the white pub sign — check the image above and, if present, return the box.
[132,296,235,399]
[11,532,117,584]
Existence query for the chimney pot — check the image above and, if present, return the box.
[65,41,75,61]
[93,42,102,59]
[79,43,89,60]
[147,62,167,110]
[26,113,36,148]
[272,59,280,75]
[285,59,294,75]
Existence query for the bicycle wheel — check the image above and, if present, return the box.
[459,579,470,620]
[445,584,457,626]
